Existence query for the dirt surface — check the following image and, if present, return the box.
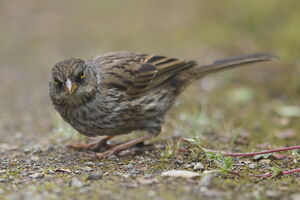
[1,1,300,199]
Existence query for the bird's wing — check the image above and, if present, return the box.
[126,54,196,97]
[90,52,196,98]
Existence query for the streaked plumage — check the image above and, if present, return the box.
[49,51,277,157]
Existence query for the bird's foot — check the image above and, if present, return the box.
[95,149,116,159]
[94,132,158,159]
[67,136,114,152]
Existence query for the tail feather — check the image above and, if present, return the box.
[197,53,278,74]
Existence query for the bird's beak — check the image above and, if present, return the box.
[65,79,77,94]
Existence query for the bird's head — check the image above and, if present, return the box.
[49,58,98,106]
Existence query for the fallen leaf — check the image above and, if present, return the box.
[276,129,295,139]
[161,170,201,178]
[272,153,286,160]
[55,168,71,173]
[253,153,272,160]
[178,147,189,152]
[234,137,249,145]
[256,143,272,149]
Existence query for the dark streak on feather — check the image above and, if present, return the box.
[107,83,128,91]
[147,55,165,63]
[155,58,178,66]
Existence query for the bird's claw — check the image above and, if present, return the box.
[95,149,116,159]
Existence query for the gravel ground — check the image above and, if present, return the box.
[1,1,300,199]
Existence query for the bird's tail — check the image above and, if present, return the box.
[194,53,278,76]
[174,53,278,93]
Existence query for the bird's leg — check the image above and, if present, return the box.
[95,132,159,159]
[67,136,114,151]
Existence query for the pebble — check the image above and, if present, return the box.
[193,162,204,171]
[175,160,184,164]
[126,164,133,169]
[248,163,257,169]
[107,155,118,160]
[84,161,95,166]
[29,173,44,179]
[70,177,83,188]
[161,170,201,178]
[0,178,7,182]
[290,193,300,200]
[82,167,93,172]
[259,159,271,165]
[86,172,102,181]
[23,148,32,153]
[199,174,215,187]
[32,147,42,154]
[30,155,39,162]
[129,169,140,176]
[184,163,194,169]
[266,190,282,198]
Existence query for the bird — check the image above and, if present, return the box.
[49,51,277,158]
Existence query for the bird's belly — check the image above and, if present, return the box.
[57,87,177,137]
[62,105,142,137]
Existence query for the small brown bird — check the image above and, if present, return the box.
[49,52,277,158]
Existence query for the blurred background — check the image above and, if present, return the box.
[0,0,299,148]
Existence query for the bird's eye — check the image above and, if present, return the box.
[80,72,85,79]
[53,79,61,85]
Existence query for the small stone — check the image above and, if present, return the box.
[122,174,130,178]
[23,148,32,153]
[113,172,123,176]
[259,159,271,165]
[55,168,71,173]
[175,160,184,164]
[126,164,133,169]
[137,178,158,185]
[84,161,95,166]
[107,155,118,160]
[193,162,204,171]
[266,190,282,198]
[30,155,39,161]
[248,163,257,169]
[29,173,44,179]
[33,147,42,154]
[290,193,300,200]
[184,163,194,169]
[0,178,7,182]
[86,172,102,181]
[83,167,93,172]
[129,169,140,176]
[161,170,201,178]
[199,174,215,187]
[70,177,83,188]
[47,170,55,174]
